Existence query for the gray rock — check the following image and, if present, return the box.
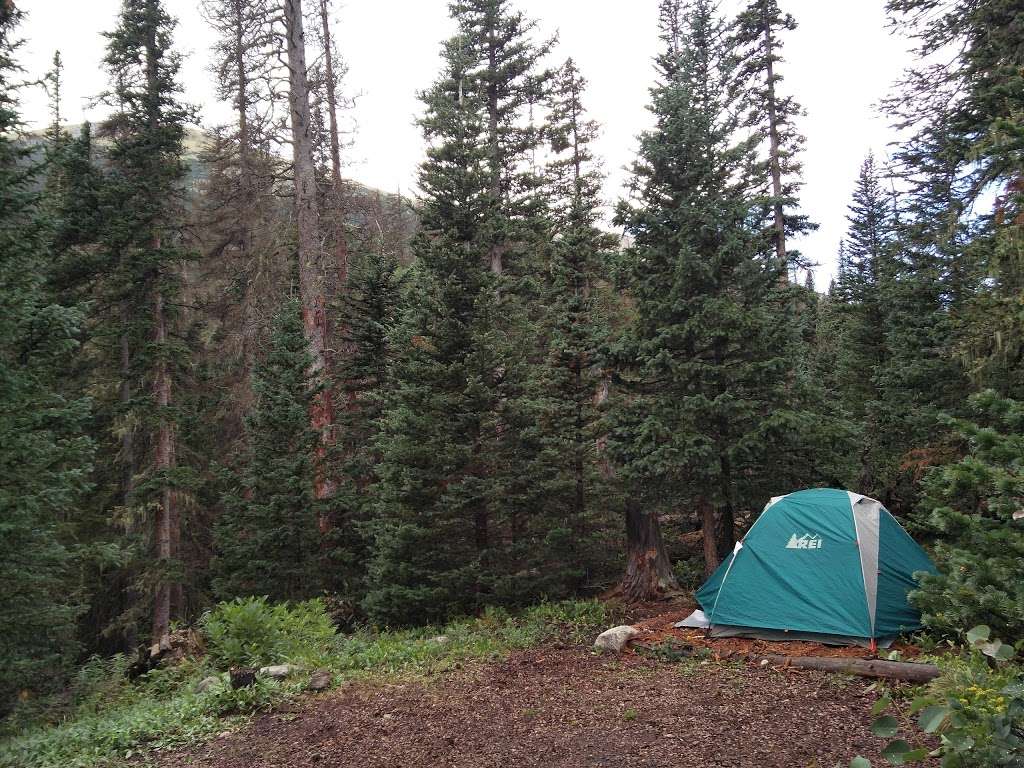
[308,668,333,691]
[593,625,640,654]
[259,663,302,680]
[429,635,449,645]
[195,675,222,693]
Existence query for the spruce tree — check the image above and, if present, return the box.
[909,390,1024,640]
[100,0,197,641]
[0,1,91,708]
[326,244,405,599]
[610,0,799,586]
[733,0,815,277]
[830,154,898,493]
[365,0,552,625]
[212,299,321,602]
[527,58,619,597]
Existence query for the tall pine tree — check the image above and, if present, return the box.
[0,0,91,709]
[101,0,197,642]
[610,0,799,588]
[365,0,553,625]
[212,299,321,602]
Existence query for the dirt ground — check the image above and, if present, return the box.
[154,629,934,768]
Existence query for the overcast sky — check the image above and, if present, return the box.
[16,0,913,289]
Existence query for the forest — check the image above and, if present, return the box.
[1,0,1022,766]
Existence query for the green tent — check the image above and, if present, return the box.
[687,489,936,647]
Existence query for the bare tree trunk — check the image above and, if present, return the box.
[622,500,679,601]
[120,319,135,505]
[152,280,175,643]
[763,8,788,282]
[701,498,735,578]
[284,0,337,513]
[317,0,349,286]
[486,35,503,275]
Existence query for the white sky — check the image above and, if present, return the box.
[16,0,913,289]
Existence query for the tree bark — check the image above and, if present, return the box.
[317,0,349,287]
[151,281,176,643]
[762,4,788,282]
[701,497,735,578]
[622,500,679,601]
[284,0,337,513]
[757,655,940,683]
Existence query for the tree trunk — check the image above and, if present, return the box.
[763,6,788,282]
[317,0,349,287]
[758,655,940,683]
[120,319,134,505]
[700,497,734,578]
[621,500,679,601]
[284,0,337,514]
[152,281,175,643]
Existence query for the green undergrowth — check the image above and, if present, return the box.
[0,598,611,768]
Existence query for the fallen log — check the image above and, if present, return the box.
[756,654,940,683]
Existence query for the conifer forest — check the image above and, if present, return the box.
[1,0,1022,766]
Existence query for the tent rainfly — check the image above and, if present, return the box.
[678,488,937,648]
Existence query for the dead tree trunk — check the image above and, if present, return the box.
[622,499,679,601]
[762,4,788,283]
[151,280,176,643]
[317,0,349,287]
[284,0,337,514]
[758,655,940,683]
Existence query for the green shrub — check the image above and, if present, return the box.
[202,596,337,669]
[856,626,1023,768]
[910,391,1024,640]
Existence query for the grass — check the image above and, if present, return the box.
[0,600,611,768]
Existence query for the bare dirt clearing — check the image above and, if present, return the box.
[154,639,933,767]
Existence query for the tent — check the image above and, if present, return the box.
[678,489,936,648]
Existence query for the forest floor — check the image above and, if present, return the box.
[149,602,934,768]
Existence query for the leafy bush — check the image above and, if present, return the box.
[855,626,1023,767]
[909,391,1024,640]
[202,596,337,669]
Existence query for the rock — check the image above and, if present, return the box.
[429,635,449,645]
[308,668,333,691]
[593,625,640,654]
[259,663,302,680]
[195,675,222,693]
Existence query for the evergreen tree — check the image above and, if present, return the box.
[326,243,405,599]
[830,154,898,493]
[0,1,91,709]
[365,0,552,625]
[733,0,815,277]
[909,390,1024,640]
[212,299,321,602]
[610,0,800,587]
[100,0,197,641]
[528,58,619,596]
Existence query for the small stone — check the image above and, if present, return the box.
[308,668,333,691]
[593,625,640,654]
[195,675,222,693]
[429,635,449,645]
[259,663,302,680]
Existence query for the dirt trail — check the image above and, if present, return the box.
[154,643,932,768]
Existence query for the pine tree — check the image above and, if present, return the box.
[212,299,321,602]
[830,154,898,492]
[527,58,619,597]
[733,0,815,277]
[0,1,91,709]
[365,0,552,625]
[610,0,799,587]
[909,390,1024,640]
[325,242,405,599]
[100,0,197,642]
